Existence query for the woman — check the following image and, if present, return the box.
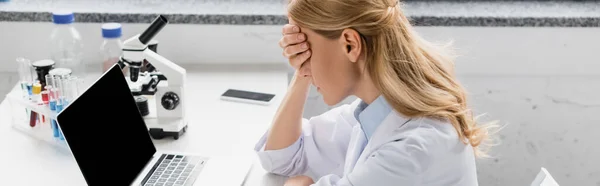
[254,0,494,185]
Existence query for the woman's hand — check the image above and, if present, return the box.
[279,24,312,77]
[284,175,315,186]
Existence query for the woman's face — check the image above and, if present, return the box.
[300,27,360,106]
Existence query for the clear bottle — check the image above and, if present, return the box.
[101,23,123,72]
[49,11,85,79]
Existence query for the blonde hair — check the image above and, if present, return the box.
[288,0,496,157]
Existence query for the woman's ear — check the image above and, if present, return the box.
[340,29,362,63]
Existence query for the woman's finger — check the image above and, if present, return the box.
[282,24,300,35]
[283,42,309,57]
[289,50,311,69]
[279,33,306,48]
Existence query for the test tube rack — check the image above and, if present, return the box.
[5,84,69,150]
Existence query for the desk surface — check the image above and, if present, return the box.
[0,69,289,186]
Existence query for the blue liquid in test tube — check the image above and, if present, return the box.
[56,102,64,140]
[50,100,59,138]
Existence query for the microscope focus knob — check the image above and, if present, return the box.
[161,92,180,110]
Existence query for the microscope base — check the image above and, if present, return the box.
[149,125,187,140]
[144,118,188,140]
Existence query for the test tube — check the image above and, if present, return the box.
[45,75,54,95]
[46,75,60,138]
[66,76,80,103]
[16,58,33,99]
[72,76,80,99]
[41,92,48,124]
[56,76,65,105]
[16,58,33,120]
[52,77,64,139]
[62,76,73,106]
[44,74,56,125]
[57,77,67,140]
[30,81,42,127]
[46,75,56,104]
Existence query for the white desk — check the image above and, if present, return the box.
[0,68,289,186]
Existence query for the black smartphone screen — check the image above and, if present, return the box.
[222,89,275,102]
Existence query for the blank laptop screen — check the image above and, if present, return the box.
[57,65,156,185]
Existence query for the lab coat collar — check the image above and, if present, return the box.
[353,95,394,141]
[352,103,415,171]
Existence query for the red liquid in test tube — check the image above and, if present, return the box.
[30,83,42,127]
[41,90,49,123]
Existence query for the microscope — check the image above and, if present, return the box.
[118,15,188,140]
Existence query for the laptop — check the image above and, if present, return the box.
[56,65,253,186]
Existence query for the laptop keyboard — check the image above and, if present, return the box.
[144,154,207,186]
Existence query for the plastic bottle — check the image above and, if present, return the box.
[49,11,85,78]
[101,23,123,72]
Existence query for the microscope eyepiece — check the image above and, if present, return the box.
[139,15,168,45]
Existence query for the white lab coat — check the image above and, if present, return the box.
[254,99,478,186]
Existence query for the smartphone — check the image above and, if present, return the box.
[220,89,276,105]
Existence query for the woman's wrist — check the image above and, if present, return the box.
[284,175,315,186]
[290,71,312,91]
[265,70,312,150]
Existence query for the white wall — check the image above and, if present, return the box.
[0,22,287,72]
[1,22,599,75]
[1,22,600,185]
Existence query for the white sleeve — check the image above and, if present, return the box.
[310,136,430,186]
[254,103,357,178]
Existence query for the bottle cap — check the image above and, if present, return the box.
[102,23,122,38]
[52,11,74,24]
[32,59,55,68]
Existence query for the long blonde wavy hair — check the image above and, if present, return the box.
[288,0,496,157]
